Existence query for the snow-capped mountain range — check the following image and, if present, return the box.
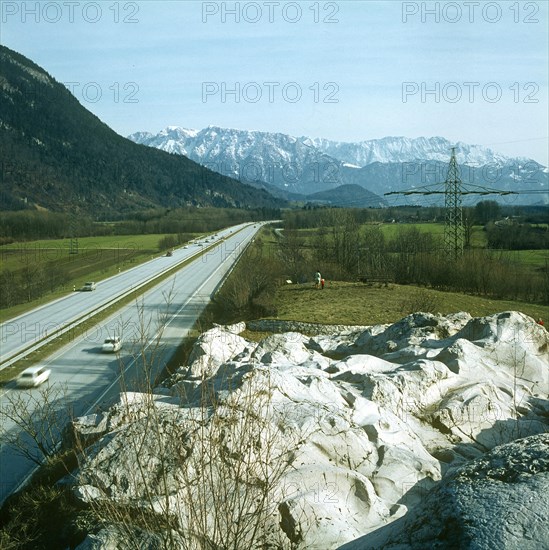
[303,135,516,167]
[128,126,548,205]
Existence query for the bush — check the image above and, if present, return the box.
[486,222,549,250]
[158,234,179,251]
[401,288,441,315]
[214,247,281,322]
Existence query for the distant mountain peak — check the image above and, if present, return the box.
[128,125,547,205]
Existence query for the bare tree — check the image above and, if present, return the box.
[1,383,72,466]
[278,229,307,284]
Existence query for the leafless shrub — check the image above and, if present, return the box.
[73,305,298,548]
[400,288,440,315]
[215,248,280,320]
[1,384,72,466]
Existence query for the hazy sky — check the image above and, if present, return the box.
[1,1,548,163]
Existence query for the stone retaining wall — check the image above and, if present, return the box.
[246,319,370,335]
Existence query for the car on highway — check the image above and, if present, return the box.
[82,282,97,291]
[102,336,122,353]
[16,366,51,388]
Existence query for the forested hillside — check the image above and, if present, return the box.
[0,46,283,215]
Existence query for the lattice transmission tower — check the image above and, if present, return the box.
[384,147,518,259]
[443,147,463,260]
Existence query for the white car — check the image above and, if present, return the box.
[82,282,97,291]
[102,336,122,353]
[16,366,51,388]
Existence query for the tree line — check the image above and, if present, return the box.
[284,202,548,230]
[0,206,280,243]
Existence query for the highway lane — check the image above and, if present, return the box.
[0,222,265,505]
[0,224,248,365]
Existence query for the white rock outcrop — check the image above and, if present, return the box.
[74,311,548,549]
[340,433,549,549]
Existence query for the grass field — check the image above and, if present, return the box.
[0,234,167,270]
[491,249,549,268]
[240,226,548,328]
[272,281,548,327]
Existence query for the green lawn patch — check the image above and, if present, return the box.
[272,281,548,327]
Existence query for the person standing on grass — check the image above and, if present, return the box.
[321,278,325,289]
[315,271,321,289]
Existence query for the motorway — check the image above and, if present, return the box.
[0,222,264,505]
[0,224,249,366]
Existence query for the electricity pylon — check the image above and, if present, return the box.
[384,148,518,259]
[443,147,463,259]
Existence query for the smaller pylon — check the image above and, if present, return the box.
[443,147,464,260]
[69,237,79,255]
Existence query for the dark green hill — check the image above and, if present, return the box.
[0,46,283,214]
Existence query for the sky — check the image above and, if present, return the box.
[1,0,548,164]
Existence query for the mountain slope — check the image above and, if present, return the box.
[130,127,548,205]
[129,126,349,195]
[0,46,283,214]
